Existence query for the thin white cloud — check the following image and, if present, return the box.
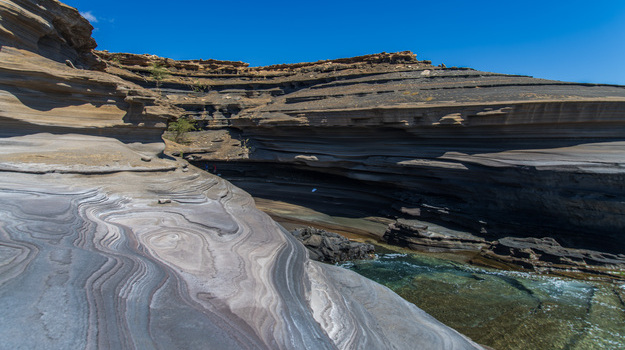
[80,11,98,23]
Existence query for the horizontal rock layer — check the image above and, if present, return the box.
[107,50,625,260]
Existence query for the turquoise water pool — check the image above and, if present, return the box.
[341,249,625,350]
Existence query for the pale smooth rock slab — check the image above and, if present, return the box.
[0,170,483,349]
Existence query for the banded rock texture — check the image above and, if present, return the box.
[0,1,484,349]
[0,0,181,145]
[0,171,481,349]
[100,39,625,270]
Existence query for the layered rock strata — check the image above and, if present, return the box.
[383,219,489,252]
[0,1,485,349]
[478,237,625,274]
[98,39,625,272]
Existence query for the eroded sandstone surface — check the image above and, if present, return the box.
[0,1,485,349]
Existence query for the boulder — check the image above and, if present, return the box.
[292,227,375,263]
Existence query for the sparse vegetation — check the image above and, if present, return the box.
[189,80,210,93]
[167,117,197,143]
[150,63,170,89]
[402,91,421,96]
[240,137,251,151]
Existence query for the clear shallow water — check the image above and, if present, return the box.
[341,249,625,350]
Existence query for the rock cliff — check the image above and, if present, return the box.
[95,43,625,275]
[0,1,485,349]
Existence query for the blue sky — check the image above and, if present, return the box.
[64,0,625,85]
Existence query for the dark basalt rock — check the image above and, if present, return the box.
[292,227,374,263]
[483,236,625,271]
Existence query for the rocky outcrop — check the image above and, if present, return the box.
[0,0,181,148]
[476,237,625,276]
[0,1,486,349]
[0,0,102,68]
[292,226,375,263]
[383,220,625,277]
[99,44,625,269]
[383,219,489,252]
[97,50,250,74]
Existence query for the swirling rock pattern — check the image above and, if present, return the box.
[0,170,483,349]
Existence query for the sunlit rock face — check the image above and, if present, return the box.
[0,0,180,145]
[0,0,98,67]
[0,1,484,349]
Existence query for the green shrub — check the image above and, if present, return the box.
[150,63,169,88]
[168,117,197,143]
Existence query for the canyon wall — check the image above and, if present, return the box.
[98,47,625,264]
[0,1,485,349]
